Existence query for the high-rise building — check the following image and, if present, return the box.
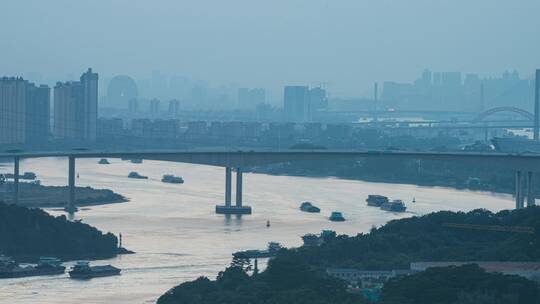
[150,98,161,116]
[168,99,180,116]
[309,87,328,113]
[0,77,50,145]
[25,84,50,143]
[128,98,138,113]
[54,68,98,141]
[0,77,27,144]
[283,86,310,122]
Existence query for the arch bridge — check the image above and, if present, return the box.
[473,107,534,122]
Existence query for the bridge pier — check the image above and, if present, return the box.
[65,156,78,213]
[515,171,524,209]
[515,171,536,209]
[216,167,252,215]
[13,156,19,205]
[526,171,536,207]
[225,167,232,207]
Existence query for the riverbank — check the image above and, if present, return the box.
[0,182,128,208]
[0,203,125,263]
[248,158,518,196]
[1,158,514,304]
[158,207,540,304]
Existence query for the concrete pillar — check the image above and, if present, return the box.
[13,156,19,205]
[515,171,523,209]
[534,69,539,140]
[527,171,536,207]
[236,167,242,207]
[67,156,76,212]
[225,167,232,207]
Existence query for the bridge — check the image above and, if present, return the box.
[473,107,535,123]
[1,149,539,213]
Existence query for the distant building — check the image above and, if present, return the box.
[106,75,138,109]
[128,98,138,113]
[238,88,265,109]
[25,84,50,143]
[97,118,124,137]
[150,119,180,138]
[284,86,310,122]
[186,121,208,136]
[150,98,161,116]
[381,69,532,111]
[168,99,180,116]
[326,268,411,288]
[54,68,98,141]
[130,118,180,138]
[0,77,27,144]
[411,262,540,282]
[131,118,152,137]
[0,77,50,145]
[309,87,328,112]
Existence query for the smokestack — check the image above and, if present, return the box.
[535,69,540,140]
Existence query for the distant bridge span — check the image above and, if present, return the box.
[2,149,540,170]
[1,149,538,211]
[473,107,534,122]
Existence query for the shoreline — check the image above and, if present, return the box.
[0,182,128,209]
[248,169,514,196]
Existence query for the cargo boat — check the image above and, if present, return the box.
[162,175,184,184]
[0,256,65,279]
[300,202,321,213]
[380,200,407,212]
[128,172,148,179]
[329,211,346,222]
[69,261,121,279]
[366,195,389,207]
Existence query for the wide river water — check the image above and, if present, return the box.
[0,157,514,303]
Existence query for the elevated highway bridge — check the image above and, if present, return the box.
[1,149,538,213]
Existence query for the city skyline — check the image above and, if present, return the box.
[1,0,540,98]
[13,67,539,107]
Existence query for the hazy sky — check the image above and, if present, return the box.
[1,0,539,98]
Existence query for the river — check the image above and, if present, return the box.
[0,157,514,303]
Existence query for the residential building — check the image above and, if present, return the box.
[53,68,98,141]
[284,86,310,122]
[0,77,50,145]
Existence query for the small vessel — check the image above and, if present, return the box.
[5,172,37,180]
[329,211,346,222]
[366,195,389,207]
[130,159,143,164]
[0,256,65,279]
[98,158,110,165]
[128,172,148,179]
[34,257,65,275]
[380,199,407,212]
[300,202,321,213]
[69,261,121,279]
[161,174,184,184]
[233,242,283,259]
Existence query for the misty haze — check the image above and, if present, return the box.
[1,1,540,304]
